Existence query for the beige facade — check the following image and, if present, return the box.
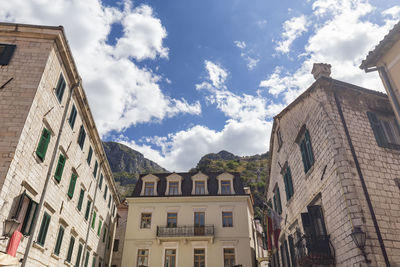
[0,23,119,266]
[111,201,128,267]
[266,65,400,267]
[121,172,259,267]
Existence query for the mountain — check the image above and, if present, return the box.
[192,150,269,220]
[102,141,167,197]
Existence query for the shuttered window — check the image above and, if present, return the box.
[14,192,38,236]
[87,147,93,165]
[91,255,96,267]
[54,225,65,256]
[75,243,83,267]
[98,174,103,189]
[102,226,107,243]
[84,250,90,267]
[0,44,16,65]
[85,200,92,221]
[67,173,78,198]
[93,161,98,178]
[66,236,75,263]
[68,104,77,129]
[299,129,314,173]
[77,125,86,149]
[108,195,112,209]
[367,111,400,150]
[283,166,294,201]
[97,220,102,236]
[55,74,66,103]
[37,212,51,246]
[54,154,66,182]
[103,185,108,200]
[91,210,96,229]
[273,186,282,214]
[36,128,51,161]
[288,235,296,267]
[77,189,85,211]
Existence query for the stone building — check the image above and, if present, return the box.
[111,201,128,267]
[0,23,119,266]
[121,171,260,267]
[265,64,400,267]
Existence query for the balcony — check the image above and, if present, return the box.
[156,225,214,243]
[295,235,335,266]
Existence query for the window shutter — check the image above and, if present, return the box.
[99,174,103,189]
[93,161,98,177]
[77,189,85,211]
[288,235,296,267]
[85,200,92,221]
[367,111,388,148]
[37,212,51,246]
[36,128,51,160]
[87,147,93,165]
[305,130,315,166]
[54,154,66,182]
[54,226,64,255]
[97,220,102,236]
[104,185,108,199]
[92,256,96,267]
[300,141,308,172]
[283,172,290,201]
[66,236,75,262]
[307,205,327,237]
[68,173,77,198]
[75,243,83,267]
[55,74,66,102]
[102,227,107,243]
[24,201,38,235]
[287,167,294,198]
[69,105,77,129]
[276,187,282,214]
[0,44,16,65]
[91,211,96,229]
[84,250,90,267]
[301,212,312,238]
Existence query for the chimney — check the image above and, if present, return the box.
[311,63,331,80]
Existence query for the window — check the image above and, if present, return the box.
[76,243,83,267]
[36,128,51,161]
[195,181,205,195]
[137,249,149,267]
[140,213,152,229]
[69,104,77,129]
[77,189,85,211]
[144,182,155,196]
[37,212,51,246]
[14,192,38,235]
[277,128,283,149]
[273,186,282,214]
[112,204,116,217]
[0,44,16,65]
[91,210,96,229]
[280,240,291,267]
[221,181,231,194]
[283,166,294,201]
[194,212,205,236]
[104,185,108,200]
[92,255,96,267]
[87,147,93,165]
[299,129,314,173]
[99,173,103,189]
[97,220,102,236]
[102,226,107,243]
[367,111,400,149]
[167,213,177,228]
[113,239,119,252]
[93,161,98,178]
[68,173,77,199]
[164,249,176,267]
[108,195,112,208]
[54,154,66,182]
[168,181,179,195]
[222,212,233,227]
[66,236,75,263]
[194,249,205,267]
[53,225,64,256]
[288,235,296,267]
[84,200,92,221]
[223,248,235,267]
[77,125,86,149]
[55,74,66,103]
[84,250,90,267]
[301,205,327,238]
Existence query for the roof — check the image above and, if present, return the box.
[360,20,400,70]
[131,171,246,197]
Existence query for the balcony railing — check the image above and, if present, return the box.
[295,234,335,266]
[157,225,214,237]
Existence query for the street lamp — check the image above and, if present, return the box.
[350,227,371,263]
[1,219,20,240]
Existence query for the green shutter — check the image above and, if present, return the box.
[300,140,308,172]
[68,173,77,198]
[37,212,51,246]
[77,189,85,211]
[367,111,389,148]
[305,130,315,166]
[85,200,92,221]
[103,185,108,200]
[78,125,86,149]
[54,225,65,255]
[36,128,51,160]
[87,147,93,165]
[93,161,98,177]
[69,104,77,129]
[102,227,107,243]
[97,220,102,236]
[66,236,75,262]
[98,174,103,189]
[84,250,90,267]
[54,154,66,182]
[75,243,83,267]
[55,74,66,102]
[91,211,96,229]
[92,256,96,267]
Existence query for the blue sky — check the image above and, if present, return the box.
[1,0,399,171]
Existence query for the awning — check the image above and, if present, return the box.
[0,252,19,266]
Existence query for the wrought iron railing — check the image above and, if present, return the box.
[157,225,214,237]
[295,234,335,266]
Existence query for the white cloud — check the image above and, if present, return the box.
[261,0,400,106]
[0,0,200,135]
[256,19,267,28]
[245,56,260,70]
[234,40,246,49]
[275,15,308,54]
[204,60,228,88]
[235,41,260,70]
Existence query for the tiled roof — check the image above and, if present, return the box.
[360,21,400,69]
[131,171,246,197]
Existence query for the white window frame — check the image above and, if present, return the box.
[166,173,183,196]
[191,172,209,195]
[217,173,235,195]
[140,174,159,196]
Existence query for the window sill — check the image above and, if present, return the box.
[32,242,45,252]
[51,253,60,260]
[304,165,315,180]
[286,195,294,207]
[64,260,72,266]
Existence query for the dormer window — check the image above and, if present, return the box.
[217,173,235,195]
[195,181,206,195]
[144,182,155,196]
[221,181,231,194]
[168,182,179,195]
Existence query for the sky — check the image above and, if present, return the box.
[1,0,399,171]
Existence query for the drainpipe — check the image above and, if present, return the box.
[81,161,102,267]
[21,80,80,267]
[333,92,390,267]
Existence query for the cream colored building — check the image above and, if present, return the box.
[266,64,400,267]
[360,21,400,124]
[0,23,119,266]
[122,172,259,267]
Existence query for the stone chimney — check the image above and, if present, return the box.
[311,63,331,80]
